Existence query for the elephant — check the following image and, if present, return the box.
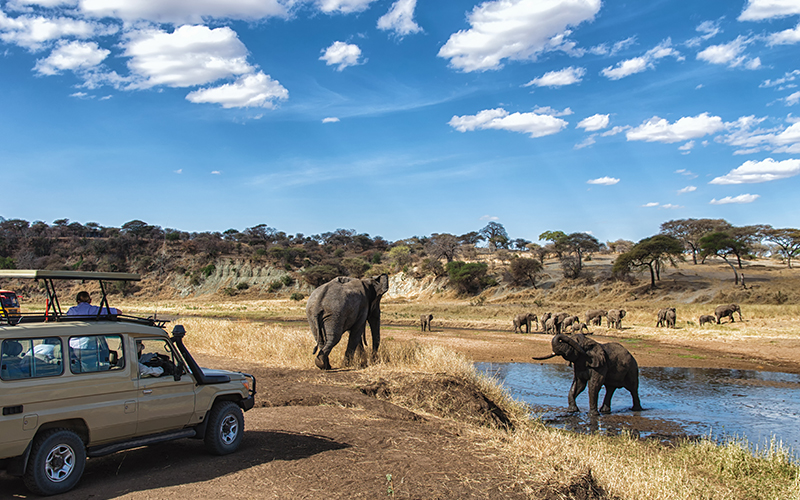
[539,312,552,333]
[571,322,590,334]
[607,309,626,329]
[532,333,642,416]
[656,307,676,328]
[420,314,433,332]
[544,317,557,334]
[561,315,580,330]
[715,303,743,324]
[552,312,572,334]
[513,313,538,334]
[306,274,390,370]
[585,309,607,327]
[699,314,716,326]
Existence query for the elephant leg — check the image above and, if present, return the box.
[567,377,586,413]
[316,318,343,370]
[600,386,616,414]
[628,381,643,411]
[588,377,603,416]
[343,325,365,367]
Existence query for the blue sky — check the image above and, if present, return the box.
[1,0,800,244]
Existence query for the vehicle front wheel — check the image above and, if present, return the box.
[23,428,86,496]
[204,401,244,455]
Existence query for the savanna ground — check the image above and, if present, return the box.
[3,257,800,499]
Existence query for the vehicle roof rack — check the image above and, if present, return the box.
[0,270,166,328]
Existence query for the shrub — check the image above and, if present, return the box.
[222,287,237,296]
[290,292,305,301]
[281,275,295,287]
[236,282,249,290]
[268,281,283,292]
[200,263,216,277]
[302,265,341,287]
[446,261,490,295]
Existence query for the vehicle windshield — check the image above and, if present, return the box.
[1,294,19,308]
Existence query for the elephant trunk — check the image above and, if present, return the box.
[531,353,558,361]
[558,334,588,356]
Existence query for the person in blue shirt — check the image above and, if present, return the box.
[66,291,121,316]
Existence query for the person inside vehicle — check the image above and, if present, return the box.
[137,340,164,378]
[66,291,121,316]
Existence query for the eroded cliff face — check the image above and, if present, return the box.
[385,272,448,299]
[169,259,298,297]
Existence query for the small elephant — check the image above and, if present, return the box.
[715,303,743,324]
[699,314,716,326]
[539,312,552,333]
[561,315,580,330]
[420,314,433,332]
[513,313,538,333]
[306,274,390,370]
[656,307,677,328]
[607,309,626,329]
[585,309,607,327]
[552,312,571,334]
[544,317,557,334]
[571,322,590,334]
[532,333,642,416]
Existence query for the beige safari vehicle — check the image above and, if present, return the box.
[0,270,256,496]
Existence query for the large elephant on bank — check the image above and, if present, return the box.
[306,274,390,370]
[715,303,743,324]
[607,309,626,329]
[532,333,642,416]
[585,309,607,327]
[513,313,538,333]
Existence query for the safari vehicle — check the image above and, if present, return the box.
[0,289,20,320]
[0,270,256,496]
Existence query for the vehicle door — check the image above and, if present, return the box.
[134,337,195,435]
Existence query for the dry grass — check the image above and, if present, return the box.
[176,316,799,500]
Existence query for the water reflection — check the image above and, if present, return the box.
[476,362,800,457]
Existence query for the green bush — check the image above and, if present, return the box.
[302,265,341,287]
[290,292,305,301]
[268,281,282,292]
[446,261,490,295]
[281,275,295,287]
[236,282,249,290]
[200,264,216,277]
[222,287,237,296]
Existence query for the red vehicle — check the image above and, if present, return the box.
[0,290,21,320]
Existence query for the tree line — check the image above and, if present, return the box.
[0,216,798,296]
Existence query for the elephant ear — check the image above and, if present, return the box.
[586,345,607,369]
[371,273,389,296]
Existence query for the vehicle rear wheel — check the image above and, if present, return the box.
[23,428,86,496]
[204,401,244,455]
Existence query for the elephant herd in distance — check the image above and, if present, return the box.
[656,303,744,328]
[511,309,628,335]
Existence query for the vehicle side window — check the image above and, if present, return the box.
[136,338,179,379]
[1,337,63,380]
[69,335,125,374]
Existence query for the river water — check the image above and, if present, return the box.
[476,362,800,458]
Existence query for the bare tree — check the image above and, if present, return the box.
[425,233,460,262]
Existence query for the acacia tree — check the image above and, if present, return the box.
[613,235,684,287]
[425,233,460,262]
[660,218,731,264]
[763,227,800,268]
[541,231,600,278]
[699,232,749,285]
[508,257,544,289]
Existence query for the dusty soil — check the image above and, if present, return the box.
[2,325,799,499]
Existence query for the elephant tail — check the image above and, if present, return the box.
[312,311,326,355]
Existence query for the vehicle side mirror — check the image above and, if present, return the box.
[108,350,119,366]
[173,362,185,381]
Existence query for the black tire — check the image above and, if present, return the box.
[204,401,244,455]
[23,428,86,496]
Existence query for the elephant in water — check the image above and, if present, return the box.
[715,303,743,324]
[420,314,433,332]
[532,333,642,416]
[306,274,390,370]
[513,313,538,333]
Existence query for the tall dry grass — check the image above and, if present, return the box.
[176,316,799,500]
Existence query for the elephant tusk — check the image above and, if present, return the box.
[531,353,558,360]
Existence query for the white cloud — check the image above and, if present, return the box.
[186,72,288,108]
[80,0,290,23]
[600,125,629,137]
[34,40,109,75]
[320,41,363,71]
[627,113,724,143]
[448,107,568,138]
[760,69,800,88]
[697,36,760,69]
[480,215,499,221]
[533,105,572,116]
[785,91,800,105]
[587,176,619,185]
[589,36,636,56]
[316,0,379,14]
[175,169,183,174]
[525,66,585,87]
[739,0,800,21]
[574,136,596,149]
[677,185,697,194]
[211,170,221,175]
[377,0,422,37]
[720,119,800,153]
[710,158,800,184]
[0,10,104,50]
[710,194,760,204]
[661,203,682,209]
[679,140,695,151]
[768,23,800,46]
[600,38,682,80]
[577,113,609,131]
[642,202,659,207]
[322,117,340,123]
[686,20,722,47]
[123,25,253,89]
[438,0,601,72]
